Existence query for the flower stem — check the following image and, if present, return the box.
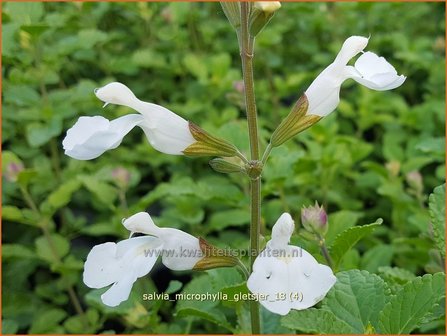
[261,143,273,164]
[318,234,333,269]
[240,2,261,334]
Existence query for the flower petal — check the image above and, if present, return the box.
[333,36,369,66]
[352,73,406,91]
[95,82,137,106]
[304,61,357,117]
[122,212,161,236]
[351,51,406,90]
[139,109,196,155]
[83,236,162,290]
[95,82,196,155]
[63,114,144,160]
[83,242,122,288]
[247,250,291,315]
[101,272,137,307]
[287,247,336,310]
[122,212,202,271]
[269,212,294,249]
[355,51,397,77]
[159,228,202,271]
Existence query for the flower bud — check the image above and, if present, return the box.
[270,94,321,147]
[233,80,245,93]
[406,171,423,193]
[111,167,131,189]
[385,160,400,177]
[183,122,239,157]
[209,158,244,174]
[301,202,328,235]
[193,238,239,271]
[5,162,24,182]
[249,1,281,36]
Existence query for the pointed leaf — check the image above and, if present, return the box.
[378,273,446,334]
[281,308,352,334]
[429,184,445,257]
[329,219,382,270]
[322,270,390,333]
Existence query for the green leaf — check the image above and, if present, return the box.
[360,244,394,273]
[175,275,234,332]
[2,319,19,334]
[209,209,249,231]
[378,273,446,334]
[261,308,294,334]
[26,118,63,147]
[325,210,364,245]
[63,311,97,334]
[35,234,70,263]
[183,54,208,82]
[29,308,67,334]
[281,308,352,334]
[322,270,390,333]
[4,2,43,24]
[377,266,416,288]
[80,176,117,207]
[2,244,37,259]
[40,179,81,216]
[1,205,39,226]
[429,184,445,257]
[17,169,38,188]
[77,29,107,49]
[165,280,183,294]
[329,219,382,270]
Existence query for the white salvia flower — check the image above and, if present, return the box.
[305,35,406,117]
[123,212,203,271]
[247,213,336,316]
[63,82,195,160]
[83,236,163,307]
[83,212,201,307]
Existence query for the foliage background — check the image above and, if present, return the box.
[2,1,445,334]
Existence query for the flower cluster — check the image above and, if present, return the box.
[63,34,405,315]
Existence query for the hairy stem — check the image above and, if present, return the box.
[240,2,261,334]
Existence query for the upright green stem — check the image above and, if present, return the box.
[240,2,261,334]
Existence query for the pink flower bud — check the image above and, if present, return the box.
[301,202,328,235]
[233,80,245,93]
[5,162,24,182]
[111,167,131,189]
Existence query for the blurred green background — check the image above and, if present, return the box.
[2,1,445,334]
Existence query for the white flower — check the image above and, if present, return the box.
[83,236,162,307]
[305,36,406,117]
[123,212,203,271]
[83,212,202,307]
[247,213,336,316]
[63,82,196,160]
